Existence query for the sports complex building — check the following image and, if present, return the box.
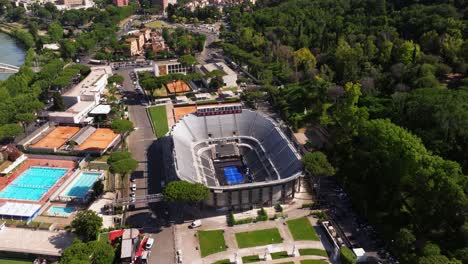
[170,104,304,209]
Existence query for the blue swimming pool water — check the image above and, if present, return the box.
[62,172,101,198]
[224,166,244,185]
[48,206,76,216]
[0,167,68,201]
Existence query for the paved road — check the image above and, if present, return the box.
[115,68,176,264]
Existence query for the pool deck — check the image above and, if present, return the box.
[0,158,76,205]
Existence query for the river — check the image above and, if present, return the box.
[0,32,26,80]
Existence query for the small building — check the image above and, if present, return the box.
[113,0,128,6]
[126,38,141,57]
[175,96,189,104]
[194,93,211,101]
[42,43,60,51]
[353,248,367,263]
[49,66,112,124]
[0,202,41,222]
[195,62,238,88]
[219,90,235,98]
[141,28,152,42]
[134,32,146,51]
[154,60,192,76]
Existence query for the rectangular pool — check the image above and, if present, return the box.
[62,172,101,198]
[0,167,68,201]
[48,206,76,216]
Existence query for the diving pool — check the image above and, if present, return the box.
[0,167,68,201]
[48,206,76,216]
[62,172,101,198]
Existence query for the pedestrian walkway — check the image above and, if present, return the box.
[175,202,330,264]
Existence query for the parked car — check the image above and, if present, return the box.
[131,184,136,191]
[145,238,154,250]
[189,220,202,228]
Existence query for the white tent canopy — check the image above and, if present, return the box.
[0,202,41,218]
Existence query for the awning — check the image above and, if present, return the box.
[0,202,41,218]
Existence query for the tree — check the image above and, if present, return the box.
[178,54,197,67]
[61,239,91,264]
[302,151,335,198]
[70,210,103,242]
[163,181,209,203]
[109,158,137,177]
[108,74,124,85]
[0,124,23,140]
[340,246,357,264]
[15,113,35,132]
[51,91,65,111]
[48,22,63,42]
[92,180,104,198]
[111,119,134,137]
[61,239,114,264]
[108,151,132,164]
[111,119,134,149]
[209,75,224,90]
[422,243,441,256]
[87,240,115,264]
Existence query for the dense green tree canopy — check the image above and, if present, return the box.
[70,210,103,242]
[61,239,115,264]
[163,181,209,203]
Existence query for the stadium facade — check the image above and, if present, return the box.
[170,106,303,209]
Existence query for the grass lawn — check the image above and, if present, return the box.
[145,20,171,29]
[299,248,328,257]
[198,230,227,257]
[0,259,31,264]
[212,259,230,264]
[242,255,261,263]
[235,228,282,248]
[148,105,169,137]
[153,88,168,97]
[271,251,289,259]
[300,260,328,264]
[287,217,319,241]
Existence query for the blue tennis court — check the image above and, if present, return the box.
[224,166,244,185]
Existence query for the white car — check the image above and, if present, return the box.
[131,184,136,191]
[130,192,136,197]
[145,238,154,250]
[189,220,202,228]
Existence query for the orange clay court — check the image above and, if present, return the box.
[166,80,191,94]
[174,105,196,121]
[75,128,119,151]
[31,126,80,149]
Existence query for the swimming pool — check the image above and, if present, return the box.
[48,206,76,216]
[62,172,101,198]
[0,167,68,201]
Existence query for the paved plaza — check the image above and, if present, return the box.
[175,202,332,264]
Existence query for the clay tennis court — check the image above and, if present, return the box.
[31,126,80,149]
[174,105,197,121]
[75,128,119,151]
[166,80,191,94]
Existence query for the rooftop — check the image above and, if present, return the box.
[63,66,112,98]
[89,104,111,115]
[199,62,236,76]
[0,202,40,218]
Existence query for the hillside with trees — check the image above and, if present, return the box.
[222,0,467,263]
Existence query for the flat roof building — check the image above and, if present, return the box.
[49,66,112,124]
[195,62,238,88]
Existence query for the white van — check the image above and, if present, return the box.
[145,238,154,249]
[189,220,202,228]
